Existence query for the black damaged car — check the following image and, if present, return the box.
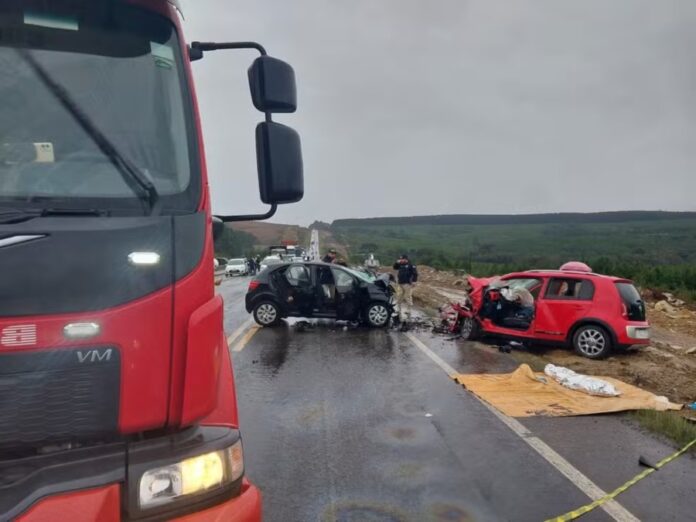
[245,262,395,327]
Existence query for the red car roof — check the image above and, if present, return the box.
[504,270,627,282]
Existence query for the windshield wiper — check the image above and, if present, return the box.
[0,208,107,225]
[0,208,41,224]
[16,49,160,215]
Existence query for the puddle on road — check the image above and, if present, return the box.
[372,421,431,448]
[322,501,474,522]
[430,504,474,522]
[296,402,327,428]
[323,502,408,522]
[389,427,416,440]
[453,342,518,374]
[252,341,289,375]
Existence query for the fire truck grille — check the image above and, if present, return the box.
[0,347,120,449]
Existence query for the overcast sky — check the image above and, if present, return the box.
[181,0,696,225]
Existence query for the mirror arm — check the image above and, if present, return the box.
[189,41,267,61]
[190,42,296,218]
[190,42,273,124]
[216,204,277,223]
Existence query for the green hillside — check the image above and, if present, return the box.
[332,212,696,299]
[333,211,696,228]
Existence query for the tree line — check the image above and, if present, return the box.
[349,245,696,301]
[333,211,696,228]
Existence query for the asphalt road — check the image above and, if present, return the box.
[219,277,695,522]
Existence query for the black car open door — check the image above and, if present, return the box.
[283,264,315,315]
[332,267,360,320]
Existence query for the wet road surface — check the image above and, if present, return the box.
[219,278,695,522]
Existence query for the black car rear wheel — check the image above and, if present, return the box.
[365,302,390,328]
[253,301,281,327]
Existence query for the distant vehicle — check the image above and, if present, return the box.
[259,255,284,272]
[246,262,395,327]
[269,243,302,260]
[213,258,220,270]
[443,263,650,359]
[226,258,249,277]
[364,253,380,270]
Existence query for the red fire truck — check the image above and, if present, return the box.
[0,1,303,520]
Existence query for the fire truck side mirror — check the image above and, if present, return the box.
[256,121,304,204]
[248,56,297,113]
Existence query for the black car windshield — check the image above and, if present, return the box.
[0,1,198,214]
[343,266,377,283]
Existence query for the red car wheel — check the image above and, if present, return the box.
[573,324,612,359]
[460,317,478,340]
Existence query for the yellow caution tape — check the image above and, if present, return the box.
[546,438,696,522]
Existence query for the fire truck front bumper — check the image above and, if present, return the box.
[7,426,261,522]
[15,481,261,522]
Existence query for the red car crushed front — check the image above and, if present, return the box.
[441,265,650,359]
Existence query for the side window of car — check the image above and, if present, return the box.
[576,280,595,300]
[545,278,594,300]
[529,284,542,300]
[285,265,311,287]
[331,268,355,290]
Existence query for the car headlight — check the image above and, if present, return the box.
[139,440,244,509]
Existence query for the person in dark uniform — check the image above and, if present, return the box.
[322,248,337,264]
[393,254,418,328]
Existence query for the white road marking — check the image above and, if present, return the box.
[226,317,254,348]
[404,332,639,522]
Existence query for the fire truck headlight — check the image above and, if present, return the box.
[138,440,244,509]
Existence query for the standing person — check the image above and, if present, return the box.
[322,248,337,264]
[393,254,418,329]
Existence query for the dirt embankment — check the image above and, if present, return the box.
[230,222,350,261]
[405,266,696,405]
[231,222,307,247]
[410,265,469,312]
[317,230,349,260]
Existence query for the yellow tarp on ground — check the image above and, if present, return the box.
[455,364,682,417]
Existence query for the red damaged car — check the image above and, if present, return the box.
[442,262,650,359]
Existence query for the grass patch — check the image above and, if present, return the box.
[630,410,696,452]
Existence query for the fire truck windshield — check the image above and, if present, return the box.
[0,1,199,214]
